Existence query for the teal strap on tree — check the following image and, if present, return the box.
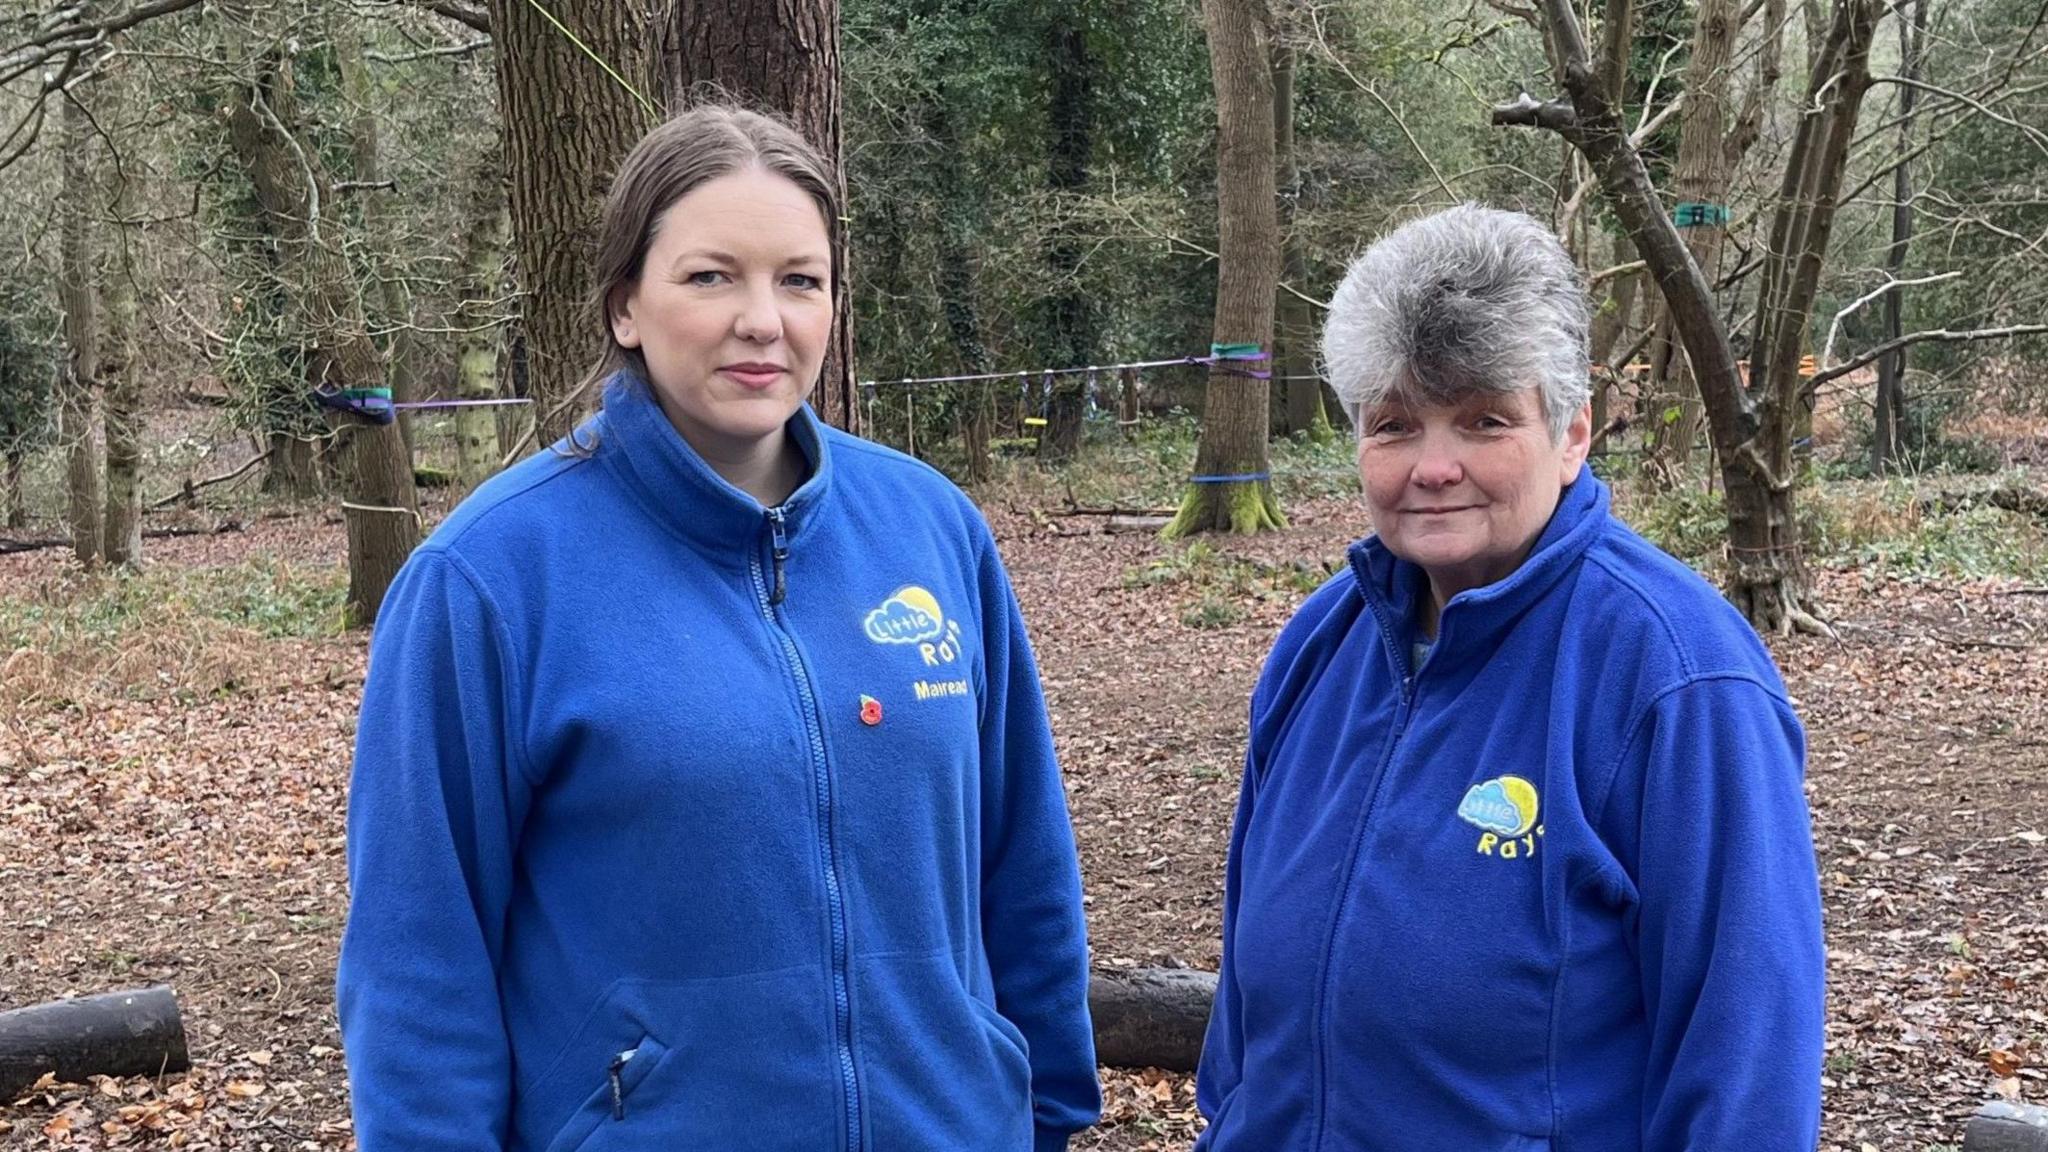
[1209,342,1266,361]
[1672,202,1730,228]
[313,386,396,425]
[1189,471,1271,484]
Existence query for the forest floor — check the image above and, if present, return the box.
[1,436,2045,1151]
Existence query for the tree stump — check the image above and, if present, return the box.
[1089,967,1217,1072]
[1966,1101,2048,1152]
[0,986,189,1099]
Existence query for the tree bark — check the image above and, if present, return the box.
[1037,14,1096,463]
[1871,0,1926,474]
[928,96,992,481]
[1089,967,1218,1072]
[1728,0,1878,632]
[650,0,857,434]
[58,87,104,569]
[4,451,23,528]
[0,986,188,1100]
[1167,0,1284,538]
[1589,234,1640,440]
[225,40,418,628]
[484,0,651,449]
[336,14,420,459]
[1964,1101,2048,1152]
[100,62,142,567]
[1644,0,1749,476]
[455,140,509,490]
[1271,40,1327,442]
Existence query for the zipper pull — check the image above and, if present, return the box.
[766,508,790,606]
[609,1048,634,1120]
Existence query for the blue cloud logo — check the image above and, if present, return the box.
[864,586,945,644]
[1457,776,1539,836]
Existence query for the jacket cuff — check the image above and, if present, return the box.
[1033,1127,1071,1152]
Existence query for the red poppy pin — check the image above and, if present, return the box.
[859,695,883,726]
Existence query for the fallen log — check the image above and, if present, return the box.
[0,986,189,1099]
[1089,967,1217,1072]
[1967,1101,2048,1152]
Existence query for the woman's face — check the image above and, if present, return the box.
[1356,386,1590,604]
[610,167,834,467]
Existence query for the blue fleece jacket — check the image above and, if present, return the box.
[338,375,1099,1152]
[1194,468,1824,1152]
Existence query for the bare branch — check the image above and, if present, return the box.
[1491,91,1579,133]
[365,37,489,62]
[1868,74,2048,159]
[1589,259,1646,285]
[1306,8,1456,199]
[0,0,201,78]
[1806,324,2048,388]
[421,1,490,33]
[1819,270,1961,367]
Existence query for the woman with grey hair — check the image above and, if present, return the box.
[1193,204,1823,1151]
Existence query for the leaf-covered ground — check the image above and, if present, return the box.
[2,488,2044,1151]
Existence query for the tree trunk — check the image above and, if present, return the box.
[226,41,419,628]
[456,141,509,490]
[1493,0,1875,635]
[0,986,188,1100]
[101,63,142,567]
[336,14,420,460]
[484,0,651,449]
[1871,0,1925,474]
[1166,0,1284,538]
[1037,15,1096,463]
[58,88,104,569]
[651,0,857,434]
[1271,40,1327,443]
[1589,235,1640,441]
[4,450,23,528]
[1645,0,1748,476]
[1730,0,1879,632]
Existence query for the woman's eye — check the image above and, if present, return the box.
[1369,421,1407,436]
[784,273,824,291]
[686,270,727,286]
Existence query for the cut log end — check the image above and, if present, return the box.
[1966,1101,2048,1152]
[0,986,189,1100]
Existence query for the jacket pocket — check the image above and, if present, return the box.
[855,951,1036,1151]
[543,1034,671,1152]
[526,967,840,1152]
[968,993,1032,1070]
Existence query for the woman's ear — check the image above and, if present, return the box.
[1559,402,1593,481]
[608,284,640,349]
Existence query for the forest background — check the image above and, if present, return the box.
[1,0,2046,1147]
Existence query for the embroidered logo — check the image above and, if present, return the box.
[1457,774,1544,860]
[863,585,965,669]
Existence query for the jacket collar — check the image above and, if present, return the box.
[585,371,833,557]
[1348,464,1609,678]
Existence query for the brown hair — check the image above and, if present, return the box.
[574,102,842,412]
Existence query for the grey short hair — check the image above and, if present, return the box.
[1321,203,1591,439]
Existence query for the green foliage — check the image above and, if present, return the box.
[0,268,58,459]
[0,555,348,647]
[1122,537,1334,603]
[1612,470,2048,583]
